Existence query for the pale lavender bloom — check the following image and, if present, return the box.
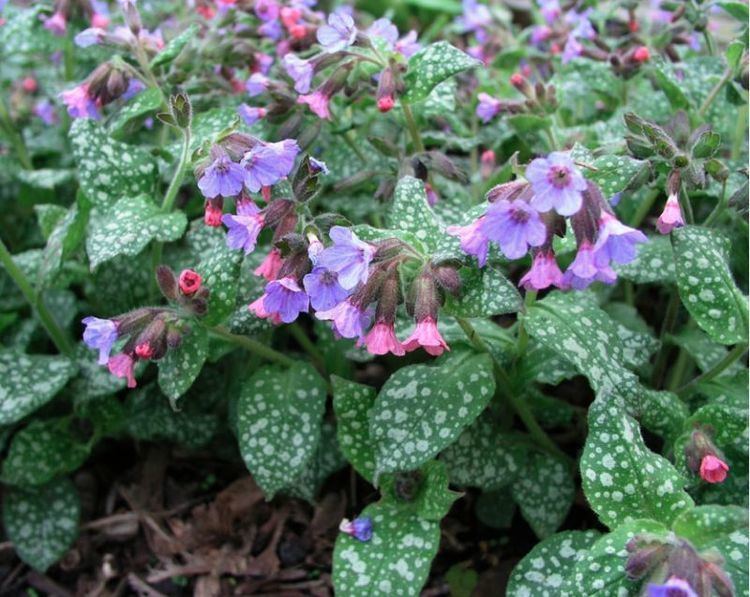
[649,0,673,23]
[527,152,586,216]
[237,104,266,126]
[222,199,265,254]
[592,212,648,266]
[562,35,583,63]
[315,226,375,290]
[317,9,357,52]
[309,157,329,174]
[303,267,350,311]
[538,0,561,24]
[530,25,552,46]
[121,78,145,101]
[457,0,491,41]
[246,73,270,96]
[33,100,58,125]
[258,19,282,40]
[367,17,398,47]
[255,52,274,75]
[648,577,698,597]
[75,27,107,47]
[519,251,564,290]
[82,316,119,365]
[339,516,373,542]
[198,147,246,198]
[263,277,309,323]
[316,298,371,340]
[476,93,501,123]
[562,241,616,289]
[479,200,546,259]
[44,11,67,36]
[283,53,314,94]
[566,9,595,39]
[241,139,300,192]
[395,30,420,57]
[59,84,100,119]
[447,218,490,267]
[255,0,280,21]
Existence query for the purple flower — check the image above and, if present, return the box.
[82,316,119,365]
[283,53,314,94]
[317,9,357,52]
[592,212,648,266]
[476,93,501,123]
[457,0,491,39]
[255,52,274,75]
[59,84,100,120]
[297,90,331,119]
[198,147,246,198]
[395,30,420,58]
[648,577,698,597]
[263,277,309,323]
[315,226,375,290]
[222,199,265,254]
[447,218,490,267]
[316,298,371,340]
[339,516,373,542]
[121,78,145,101]
[562,35,583,64]
[241,139,300,193]
[74,27,107,47]
[519,251,564,290]
[44,11,67,36]
[255,0,280,21]
[33,100,58,125]
[367,18,398,47]
[303,267,350,311]
[531,25,552,46]
[246,73,270,97]
[538,0,561,24]
[562,241,616,289]
[527,152,586,216]
[258,19,282,40]
[479,199,546,259]
[309,157,329,175]
[237,104,267,126]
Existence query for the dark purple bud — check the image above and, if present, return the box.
[134,316,168,361]
[705,560,735,597]
[411,267,440,322]
[166,326,183,348]
[156,265,178,300]
[625,542,670,580]
[114,307,158,336]
[486,180,529,203]
[373,238,405,262]
[264,199,296,229]
[433,264,462,296]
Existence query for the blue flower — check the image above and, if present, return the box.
[315,227,375,290]
[303,267,349,311]
[317,10,357,52]
[527,152,587,216]
[82,316,118,365]
[262,277,310,323]
[197,147,246,199]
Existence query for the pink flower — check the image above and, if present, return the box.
[447,218,490,267]
[248,296,282,324]
[403,317,449,356]
[364,321,405,356]
[108,353,137,388]
[519,251,564,290]
[178,269,202,295]
[699,455,729,484]
[656,195,684,234]
[298,90,331,119]
[44,11,67,36]
[254,248,284,281]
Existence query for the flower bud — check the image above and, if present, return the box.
[169,92,192,129]
[480,149,495,180]
[511,72,534,99]
[486,180,528,203]
[178,269,202,295]
[204,198,223,227]
[433,264,462,296]
[376,66,400,113]
[133,317,167,361]
[156,265,178,300]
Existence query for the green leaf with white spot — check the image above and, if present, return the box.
[444,266,523,318]
[70,119,157,209]
[86,194,187,270]
[696,525,749,596]
[178,107,239,157]
[1,418,90,487]
[332,500,440,596]
[441,412,527,489]
[512,453,574,539]
[110,88,164,138]
[332,376,377,483]
[402,41,480,103]
[150,24,198,68]
[413,460,461,521]
[507,530,601,597]
[0,351,77,426]
[386,176,442,252]
[562,519,669,595]
[34,204,68,239]
[669,327,744,379]
[581,394,693,529]
[38,197,90,287]
[672,226,748,345]
[370,350,495,475]
[236,363,327,498]
[69,344,127,399]
[614,234,675,284]
[195,239,242,326]
[673,505,748,547]
[570,144,649,197]
[0,5,59,55]
[522,292,639,397]
[650,57,691,110]
[158,326,209,402]
[284,421,346,502]
[3,478,81,572]
[22,168,75,191]
[638,388,689,442]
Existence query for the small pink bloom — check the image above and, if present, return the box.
[377,95,395,113]
[108,353,137,388]
[21,77,37,93]
[179,269,202,295]
[699,455,729,484]
[520,251,564,291]
[424,182,439,206]
[204,202,223,227]
[656,195,684,234]
[249,296,282,324]
[403,317,449,356]
[135,343,153,359]
[91,13,110,28]
[298,91,331,119]
[254,248,284,281]
[364,321,405,356]
[633,46,650,63]
[44,11,67,36]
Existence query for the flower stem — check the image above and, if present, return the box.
[0,99,32,169]
[207,325,295,367]
[289,322,327,375]
[629,187,661,228]
[401,101,424,153]
[698,68,732,119]
[0,238,75,356]
[703,180,727,227]
[456,316,572,466]
[515,290,537,360]
[650,292,681,387]
[677,343,747,397]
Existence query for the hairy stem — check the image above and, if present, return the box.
[629,187,661,228]
[698,68,732,119]
[401,102,424,153]
[677,343,747,397]
[0,238,75,356]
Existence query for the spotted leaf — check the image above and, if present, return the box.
[507,530,601,597]
[444,266,523,317]
[402,41,481,103]
[157,326,209,403]
[387,176,443,252]
[2,478,81,572]
[581,395,694,529]
[370,349,495,475]
[615,234,676,283]
[150,24,199,68]
[109,88,163,138]
[672,226,748,345]
[195,239,242,326]
[332,500,440,596]
[236,363,327,498]
[70,119,157,209]
[332,376,377,483]
[0,351,76,426]
[86,195,187,270]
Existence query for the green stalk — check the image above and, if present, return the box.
[515,290,537,360]
[698,68,732,119]
[289,323,327,375]
[677,343,747,397]
[0,99,32,169]
[666,348,692,393]
[678,188,695,226]
[650,292,681,387]
[208,326,295,367]
[703,180,727,227]
[629,187,661,228]
[0,238,74,356]
[456,317,572,466]
[401,102,424,153]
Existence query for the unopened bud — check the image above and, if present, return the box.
[120,0,142,35]
[433,264,462,296]
[156,265,178,300]
[633,46,650,63]
[511,73,534,99]
[204,198,223,227]
[169,92,192,129]
[376,66,399,113]
[480,149,496,180]
[178,269,202,295]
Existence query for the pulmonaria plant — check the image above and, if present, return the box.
[0,0,747,594]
